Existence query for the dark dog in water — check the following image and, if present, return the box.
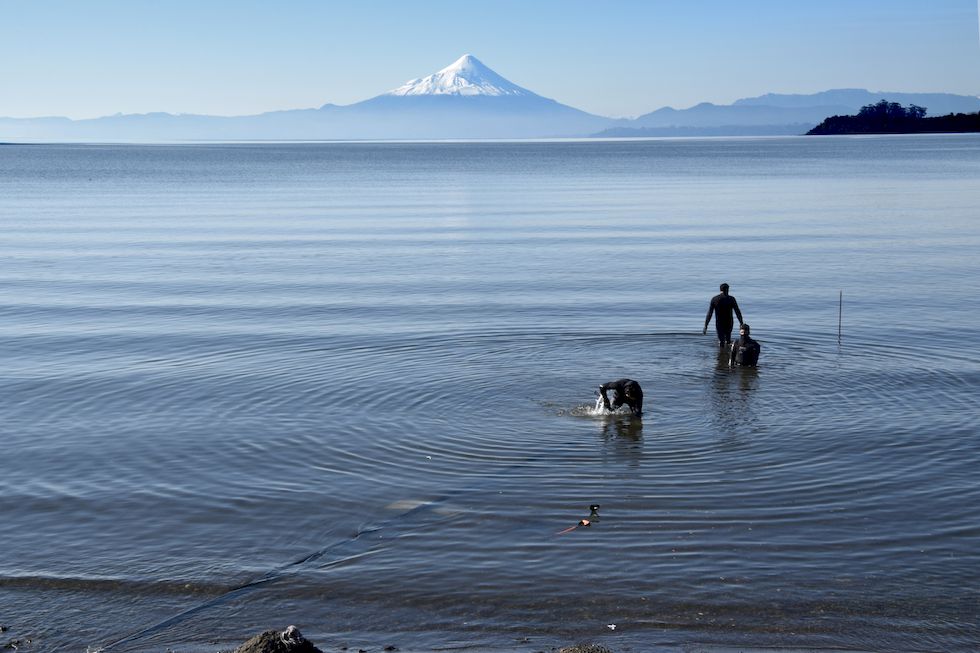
[598,378,643,416]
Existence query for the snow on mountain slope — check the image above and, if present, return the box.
[386,54,535,97]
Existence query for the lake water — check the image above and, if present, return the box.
[1,136,979,653]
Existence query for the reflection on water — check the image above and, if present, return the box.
[598,415,644,467]
[710,348,761,447]
[598,415,645,441]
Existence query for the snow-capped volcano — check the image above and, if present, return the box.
[1,53,619,140]
[386,54,535,97]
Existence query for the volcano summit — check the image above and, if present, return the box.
[387,54,535,97]
[344,54,617,138]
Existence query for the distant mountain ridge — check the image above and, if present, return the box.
[2,56,978,141]
[734,89,980,115]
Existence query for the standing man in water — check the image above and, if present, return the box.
[703,282,744,348]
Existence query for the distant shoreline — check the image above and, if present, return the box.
[2,133,977,146]
[808,102,980,135]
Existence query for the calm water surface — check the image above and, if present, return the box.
[1,137,979,652]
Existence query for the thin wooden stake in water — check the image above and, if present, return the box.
[838,290,843,342]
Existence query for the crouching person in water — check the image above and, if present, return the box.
[729,324,761,367]
[599,379,643,416]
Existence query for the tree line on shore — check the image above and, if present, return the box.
[807,100,980,135]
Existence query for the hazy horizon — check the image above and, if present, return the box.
[3,0,979,121]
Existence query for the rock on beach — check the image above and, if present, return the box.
[234,626,323,653]
[558,646,614,653]
[230,626,615,653]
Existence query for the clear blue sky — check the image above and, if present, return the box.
[2,0,978,119]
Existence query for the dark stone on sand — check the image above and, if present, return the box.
[234,626,323,653]
[557,645,615,653]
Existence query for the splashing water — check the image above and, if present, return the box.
[589,393,614,416]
